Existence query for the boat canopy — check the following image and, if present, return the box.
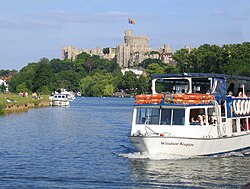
[151,73,250,97]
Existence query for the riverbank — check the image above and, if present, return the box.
[0,93,50,114]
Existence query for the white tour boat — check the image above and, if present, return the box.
[49,93,70,106]
[130,73,250,156]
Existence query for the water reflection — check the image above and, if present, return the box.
[130,156,250,188]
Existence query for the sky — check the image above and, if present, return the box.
[0,0,249,70]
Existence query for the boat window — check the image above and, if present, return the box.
[189,108,205,125]
[192,78,210,94]
[208,108,216,125]
[155,79,189,94]
[173,109,185,125]
[232,119,237,133]
[136,108,146,124]
[136,108,160,125]
[160,108,185,125]
[161,108,171,125]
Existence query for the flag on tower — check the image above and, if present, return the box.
[128,18,135,24]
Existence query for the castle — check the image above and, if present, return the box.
[62,30,190,68]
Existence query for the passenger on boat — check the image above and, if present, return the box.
[209,112,217,124]
[197,115,204,126]
[238,91,243,98]
[202,115,206,125]
[227,91,234,97]
[190,117,196,125]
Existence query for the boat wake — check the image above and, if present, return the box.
[117,152,193,160]
[211,149,250,158]
[116,147,250,160]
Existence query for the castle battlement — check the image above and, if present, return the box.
[62,30,180,68]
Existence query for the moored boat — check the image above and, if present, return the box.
[49,94,70,106]
[130,73,250,156]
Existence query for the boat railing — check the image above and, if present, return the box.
[231,97,250,116]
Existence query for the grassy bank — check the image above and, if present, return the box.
[0,93,50,115]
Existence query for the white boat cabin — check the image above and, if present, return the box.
[132,73,250,139]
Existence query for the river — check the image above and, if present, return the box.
[0,97,249,188]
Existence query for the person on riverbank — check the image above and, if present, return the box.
[32,92,37,99]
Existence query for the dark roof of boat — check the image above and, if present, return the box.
[151,73,250,81]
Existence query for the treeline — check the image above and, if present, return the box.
[8,53,149,96]
[173,42,250,76]
[6,42,250,96]
[0,69,17,78]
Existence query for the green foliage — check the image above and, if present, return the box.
[8,63,37,92]
[104,84,114,96]
[34,100,39,106]
[137,75,149,94]
[0,69,17,77]
[16,83,29,93]
[123,71,138,91]
[79,72,114,96]
[33,62,53,93]
[173,42,250,76]
[146,63,165,75]
[139,58,164,68]
[40,86,51,95]
[150,51,160,55]
[139,58,177,76]
[0,101,4,114]
[79,76,95,96]
[0,84,6,93]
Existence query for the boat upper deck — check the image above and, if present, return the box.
[150,73,250,97]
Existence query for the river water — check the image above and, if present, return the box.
[0,97,249,188]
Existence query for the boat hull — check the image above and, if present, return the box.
[51,100,70,106]
[130,134,250,156]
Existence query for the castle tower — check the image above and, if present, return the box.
[62,46,78,61]
[117,30,151,68]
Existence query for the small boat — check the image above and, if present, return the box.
[49,94,70,106]
[130,73,250,156]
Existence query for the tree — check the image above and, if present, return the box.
[146,63,165,75]
[33,63,53,93]
[137,75,149,94]
[123,71,138,94]
[8,63,37,92]
[104,84,114,96]
[139,58,164,69]
[16,83,28,93]
[79,76,95,96]
[0,84,6,93]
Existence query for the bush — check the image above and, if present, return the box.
[34,100,39,106]
[0,102,5,114]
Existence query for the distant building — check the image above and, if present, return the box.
[62,46,116,61]
[121,68,145,78]
[0,79,8,92]
[117,30,174,68]
[184,45,192,53]
[62,30,190,68]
